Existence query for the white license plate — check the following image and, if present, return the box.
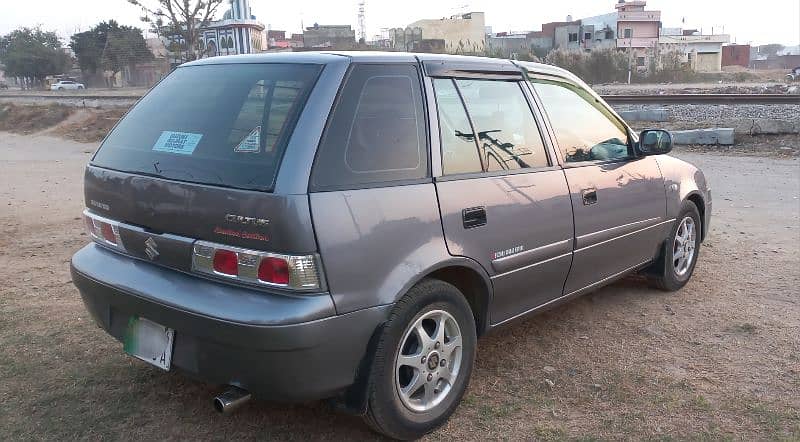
[123,317,174,371]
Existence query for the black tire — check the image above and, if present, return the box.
[647,200,702,291]
[363,279,477,440]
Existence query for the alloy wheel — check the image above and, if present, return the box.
[673,216,697,277]
[394,310,463,413]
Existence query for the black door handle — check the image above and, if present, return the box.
[462,207,487,229]
[582,188,598,206]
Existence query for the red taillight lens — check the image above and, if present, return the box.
[258,257,290,285]
[100,222,117,244]
[213,250,239,276]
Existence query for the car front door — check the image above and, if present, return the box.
[530,76,668,295]
[429,75,575,325]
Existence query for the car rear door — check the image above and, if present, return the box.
[426,65,574,325]
[529,75,668,295]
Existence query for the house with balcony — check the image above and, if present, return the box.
[614,0,661,70]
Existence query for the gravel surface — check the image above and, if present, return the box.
[0,132,798,440]
[595,82,797,95]
[614,104,800,122]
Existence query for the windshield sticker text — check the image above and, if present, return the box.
[152,131,203,155]
[234,126,261,153]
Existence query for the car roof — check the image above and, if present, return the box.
[182,51,573,78]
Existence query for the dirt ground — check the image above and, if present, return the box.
[0,132,798,440]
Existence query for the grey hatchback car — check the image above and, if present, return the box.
[71,52,711,439]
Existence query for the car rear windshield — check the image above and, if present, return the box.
[92,63,322,191]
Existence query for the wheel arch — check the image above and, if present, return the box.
[389,257,493,338]
[337,258,492,416]
[685,191,707,241]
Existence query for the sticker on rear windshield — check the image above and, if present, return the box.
[234,126,261,153]
[152,131,203,155]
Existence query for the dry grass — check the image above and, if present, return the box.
[0,103,73,134]
[0,136,798,440]
[1,221,797,440]
[53,109,126,143]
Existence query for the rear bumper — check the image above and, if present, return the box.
[71,244,390,402]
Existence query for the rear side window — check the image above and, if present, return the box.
[455,80,549,171]
[311,64,428,190]
[92,63,321,191]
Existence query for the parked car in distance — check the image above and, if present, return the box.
[51,80,85,90]
[71,52,711,440]
[0,81,8,90]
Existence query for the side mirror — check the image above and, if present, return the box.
[638,129,673,156]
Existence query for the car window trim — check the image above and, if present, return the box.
[310,177,433,193]
[434,165,562,182]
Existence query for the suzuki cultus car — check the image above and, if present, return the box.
[72,52,711,440]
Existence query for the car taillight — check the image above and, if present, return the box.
[83,209,125,252]
[192,240,324,292]
[213,249,239,276]
[258,257,290,285]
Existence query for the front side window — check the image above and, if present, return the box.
[532,79,631,164]
[456,79,549,171]
[433,79,482,175]
[311,64,428,190]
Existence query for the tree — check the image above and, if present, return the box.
[71,21,153,77]
[127,0,225,61]
[757,44,785,57]
[0,27,71,87]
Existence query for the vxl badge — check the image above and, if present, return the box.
[144,237,160,261]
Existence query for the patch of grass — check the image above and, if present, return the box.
[0,103,73,134]
[529,424,566,441]
[55,109,125,143]
[692,394,712,411]
[729,323,758,334]
[476,401,523,427]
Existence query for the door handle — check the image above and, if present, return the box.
[462,207,487,229]
[582,188,598,206]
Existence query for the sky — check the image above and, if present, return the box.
[1,0,798,47]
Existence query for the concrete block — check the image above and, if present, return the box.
[750,119,800,135]
[671,128,735,145]
[720,118,800,135]
[618,108,670,122]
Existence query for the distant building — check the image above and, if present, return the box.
[659,32,730,72]
[722,44,751,68]
[389,27,423,51]
[579,12,618,50]
[266,30,303,49]
[303,24,356,50]
[614,0,661,69]
[408,12,486,54]
[199,0,266,58]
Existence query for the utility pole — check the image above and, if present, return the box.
[357,1,367,44]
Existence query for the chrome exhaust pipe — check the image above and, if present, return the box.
[213,386,251,414]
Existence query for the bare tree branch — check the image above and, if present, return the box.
[127,0,224,62]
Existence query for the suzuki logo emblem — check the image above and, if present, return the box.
[144,237,160,261]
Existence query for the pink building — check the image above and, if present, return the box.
[615,0,661,69]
